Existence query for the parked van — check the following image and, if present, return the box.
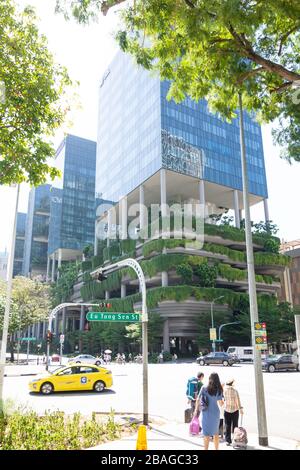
[227,346,266,362]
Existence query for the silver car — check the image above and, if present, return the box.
[68,354,102,366]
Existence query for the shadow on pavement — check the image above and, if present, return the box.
[29,389,116,397]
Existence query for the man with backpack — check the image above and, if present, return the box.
[186,372,204,414]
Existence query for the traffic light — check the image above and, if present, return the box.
[98,302,112,309]
[46,330,53,344]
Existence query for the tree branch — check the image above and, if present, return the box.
[101,0,126,16]
[183,0,196,8]
[236,67,264,85]
[278,24,300,56]
[270,81,293,93]
[227,23,300,83]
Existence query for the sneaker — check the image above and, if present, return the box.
[226,442,231,446]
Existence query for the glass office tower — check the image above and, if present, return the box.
[96,50,268,216]
[22,185,51,279]
[48,134,96,280]
[13,212,27,277]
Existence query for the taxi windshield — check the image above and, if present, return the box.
[50,366,66,375]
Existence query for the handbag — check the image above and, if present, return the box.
[189,415,200,435]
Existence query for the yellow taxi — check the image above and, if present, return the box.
[29,363,113,394]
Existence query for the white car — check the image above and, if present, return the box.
[68,354,102,366]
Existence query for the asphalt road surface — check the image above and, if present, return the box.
[3,362,300,441]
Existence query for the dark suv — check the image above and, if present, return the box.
[262,354,299,373]
[196,352,236,367]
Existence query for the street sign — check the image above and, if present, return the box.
[214,339,223,343]
[209,328,217,341]
[254,322,268,350]
[59,334,65,344]
[86,312,141,322]
[20,337,36,341]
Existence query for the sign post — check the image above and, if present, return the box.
[59,334,65,365]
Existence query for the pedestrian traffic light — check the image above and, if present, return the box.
[98,302,112,309]
[46,330,53,344]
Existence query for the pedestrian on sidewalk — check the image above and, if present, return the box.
[198,373,224,450]
[223,378,243,446]
[187,372,204,415]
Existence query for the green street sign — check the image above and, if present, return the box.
[20,337,36,341]
[214,339,223,343]
[86,312,141,322]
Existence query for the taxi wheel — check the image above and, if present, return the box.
[40,382,54,395]
[93,380,105,393]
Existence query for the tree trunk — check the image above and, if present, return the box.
[9,336,15,363]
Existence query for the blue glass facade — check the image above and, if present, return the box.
[160,82,267,197]
[22,185,51,276]
[48,135,97,255]
[97,51,267,203]
[13,212,27,276]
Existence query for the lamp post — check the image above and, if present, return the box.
[210,296,224,352]
[0,184,20,412]
[238,91,268,446]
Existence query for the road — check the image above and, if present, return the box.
[3,362,300,441]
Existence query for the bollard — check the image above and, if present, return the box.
[136,425,148,450]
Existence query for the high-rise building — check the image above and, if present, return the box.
[47,134,97,281]
[51,53,286,355]
[96,51,268,217]
[22,185,51,279]
[13,212,27,277]
[280,240,300,307]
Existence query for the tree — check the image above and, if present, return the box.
[0,0,73,185]
[56,0,300,161]
[0,277,51,361]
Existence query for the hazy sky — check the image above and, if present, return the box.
[0,0,299,253]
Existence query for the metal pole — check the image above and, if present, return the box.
[294,315,300,370]
[239,92,268,446]
[210,301,215,352]
[26,338,30,364]
[0,184,20,411]
[218,322,241,341]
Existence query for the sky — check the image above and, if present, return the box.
[0,0,300,253]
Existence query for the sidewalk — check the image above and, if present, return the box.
[90,422,299,451]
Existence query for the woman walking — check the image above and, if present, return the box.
[223,379,243,446]
[198,373,224,450]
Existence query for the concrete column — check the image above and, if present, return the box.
[163,319,170,352]
[80,305,85,331]
[283,267,293,306]
[94,220,98,256]
[72,316,76,331]
[139,185,147,237]
[233,190,240,228]
[51,253,56,282]
[199,180,206,219]
[62,307,66,334]
[107,210,112,248]
[264,199,270,223]
[121,196,128,243]
[105,290,110,300]
[239,210,243,224]
[42,321,47,338]
[160,169,167,217]
[32,324,36,338]
[46,256,50,281]
[121,283,127,298]
[161,271,169,287]
[57,249,62,279]
[37,322,41,339]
